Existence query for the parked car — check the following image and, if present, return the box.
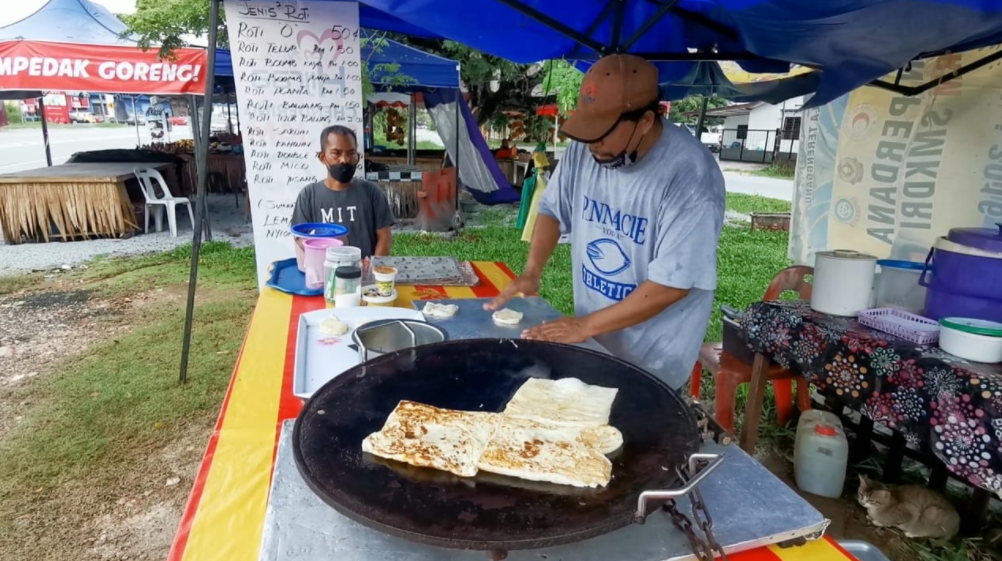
[69,111,97,124]
[168,115,188,126]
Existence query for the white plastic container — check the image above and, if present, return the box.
[938,317,1002,363]
[811,250,877,316]
[797,410,842,436]
[873,260,926,313]
[794,423,849,498]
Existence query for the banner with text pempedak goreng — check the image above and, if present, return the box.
[0,41,207,95]
[223,0,365,289]
[790,46,1002,265]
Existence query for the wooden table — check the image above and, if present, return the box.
[0,162,168,244]
[168,263,857,561]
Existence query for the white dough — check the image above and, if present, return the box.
[423,302,459,319]
[319,316,349,336]
[492,308,524,326]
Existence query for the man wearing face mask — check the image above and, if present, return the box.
[291,124,395,258]
[486,55,725,390]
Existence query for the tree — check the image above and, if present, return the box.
[668,95,728,126]
[121,0,225,59]
[540,60,583,113]
[389,37,551,126]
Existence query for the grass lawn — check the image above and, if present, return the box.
[726,193,792,215]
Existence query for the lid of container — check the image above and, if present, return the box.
[817,249,877,261]
[947,224,1002,253]
[876,259,924,270]
[334,266,361,279]
[814,424,837,437]
[290,222,348,238]
[939,317,1002,337]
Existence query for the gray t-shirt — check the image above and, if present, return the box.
[290,179,396,258]
[538,120,725,389]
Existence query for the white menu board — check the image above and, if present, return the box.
[223,0,364,288]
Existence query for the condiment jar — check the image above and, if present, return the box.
[333,266,362,308]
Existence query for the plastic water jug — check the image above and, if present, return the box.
[794,423,849,498]
[797,410,842,436]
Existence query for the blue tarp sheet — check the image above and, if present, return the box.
[342,0,1002,106]
[0,0,438,46]
[214,36,459,89]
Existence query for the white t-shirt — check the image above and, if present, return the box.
[538,119,725,389]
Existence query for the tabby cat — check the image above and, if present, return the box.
[857,474,960,540]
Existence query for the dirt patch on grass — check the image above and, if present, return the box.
[0,280,249,561]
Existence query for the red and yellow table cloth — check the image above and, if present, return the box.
[168,261,855,561]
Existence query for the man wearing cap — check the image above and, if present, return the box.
[486,55,725,390]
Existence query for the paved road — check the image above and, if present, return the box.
[0,125,193,174]
[722,172,793,202]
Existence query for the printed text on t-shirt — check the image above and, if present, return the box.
[581,195,649,245]
[321,206,357,222]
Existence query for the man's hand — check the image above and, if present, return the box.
[522,317,591,344]
[483,275,541,310]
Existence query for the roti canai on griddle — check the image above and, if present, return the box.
[362,378,622,487]
[477,416,613,488]
[361,401,500,478]
[504,377,619,428]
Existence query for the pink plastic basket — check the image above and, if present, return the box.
[857,308,940,345]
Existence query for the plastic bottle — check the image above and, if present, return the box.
[794,423,849,498]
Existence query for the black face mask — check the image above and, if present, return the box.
[592,121,644,170]
[328,163,356,184]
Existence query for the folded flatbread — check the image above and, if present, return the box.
[477,415,613,488]
[503,377,619,428]
[362,401,500,478]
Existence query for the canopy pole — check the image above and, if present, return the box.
[132,96,141,146]
[37,97,52,167]
[179,0,221,385]
[226,100,233,134]
[694,96,708,141]
[233,87,242,136]
[553,113,559,153]
[407,93,416,166]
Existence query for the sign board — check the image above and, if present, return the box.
[0,41,206,95]
[790,47,1002,265]
[223,0,365,288]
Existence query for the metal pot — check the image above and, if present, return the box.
[351,319,447,362]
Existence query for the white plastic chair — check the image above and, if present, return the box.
[134,167,195,237]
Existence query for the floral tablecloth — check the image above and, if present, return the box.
[742,300,1002,497]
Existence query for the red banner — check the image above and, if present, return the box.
[0,41,207,95]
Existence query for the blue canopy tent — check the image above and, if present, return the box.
[346,0,1002,108]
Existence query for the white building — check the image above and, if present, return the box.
[703,96,805,163]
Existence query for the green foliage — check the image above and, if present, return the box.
[541,60,584,113]
[3,101,23,124]
[121,0,225,57]
[669,95,728,126]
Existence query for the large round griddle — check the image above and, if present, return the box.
[293,339,698,552]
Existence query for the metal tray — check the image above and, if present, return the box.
[292,306,425,400]
[266,258,323,297]
[412,296,608,354]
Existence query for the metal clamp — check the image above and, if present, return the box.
[354,319,417,359]
[634,453,725,522]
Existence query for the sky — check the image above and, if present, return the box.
[0,0,136,27]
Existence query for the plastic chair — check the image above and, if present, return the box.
[134,167,195,237]
[689,266,814,434]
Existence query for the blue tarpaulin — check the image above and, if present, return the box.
[214,36,459,89]
[342,0,1002,106]
[0,0,438,47]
